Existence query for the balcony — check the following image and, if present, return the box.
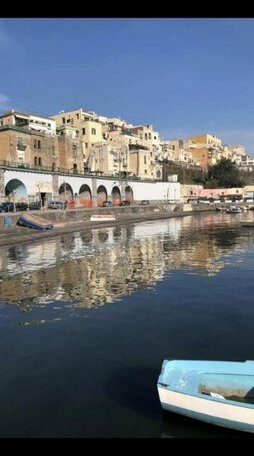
[17,143,26,151]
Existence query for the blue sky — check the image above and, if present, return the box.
[1,18,254,155]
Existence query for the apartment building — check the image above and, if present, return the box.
[0,109,56,135]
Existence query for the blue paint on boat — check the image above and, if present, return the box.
[18,214,53,230]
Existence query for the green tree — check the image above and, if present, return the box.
[206,158,245,188]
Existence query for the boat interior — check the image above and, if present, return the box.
[198,373,254,404]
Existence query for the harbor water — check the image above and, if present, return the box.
[0,211,254,437]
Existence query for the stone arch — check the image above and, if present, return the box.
[97,185,107,207]
[59,182,73,200]
[5,179,27,202]
[79,184,92,208]
[125,185,133,203]
[111,185,121,206]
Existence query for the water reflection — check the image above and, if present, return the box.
[0,212,253,313]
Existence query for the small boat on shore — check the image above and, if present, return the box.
[226,205,242,213]
[240,221,254,227]
[18,213,53,230]
[90,214,116,222]
[157,359,254,433]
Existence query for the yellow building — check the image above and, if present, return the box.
[190,134,222,148]
[191,147,209,169]
[51,108,105,156]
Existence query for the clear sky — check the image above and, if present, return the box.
[1,18,254,155]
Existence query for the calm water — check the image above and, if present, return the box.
[0,212,254,438]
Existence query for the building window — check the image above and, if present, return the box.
[62,117,65,124]
[17,137,26,150]
[38,140,41,149]
[85,143,88,148]
[67,119,71,123]
[34,139,37,148]
[76,114,79,119]
[82,128,86,135]
[73,163,77,172]
[72,145,77,158]
[144,169,147,174]
[52,162,56,171]
[145,133,148,140]
[91,128,96,135]
[38,157,42,166]
[148,133,151,140]
[52,146,55,156]
[34,157,37,165]
[144,156,147,164]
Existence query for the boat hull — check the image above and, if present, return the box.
[18,214,53,230]
[158,386,254,433]
[158,359,254,433]
[90,215,116,222]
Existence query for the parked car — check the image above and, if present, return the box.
[0,202,14,212]
[48,201,65,209]
[29,201,41,210]
[140,200,150,205]
[120,200,130,206]
[102,200,113,207]
[16,202,28,211]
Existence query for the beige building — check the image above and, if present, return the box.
[57,126,84,174]
[0,115,84,174]
[107,125,162,179]
[0,124,59,171]
[87,143,129,176]
[51,108,106,164]
[129,124,154,150]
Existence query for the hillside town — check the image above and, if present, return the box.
[0,107,253,181]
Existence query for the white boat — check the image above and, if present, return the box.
[157,359,254,433]
[226,205,242,213]
[90,214,116,222]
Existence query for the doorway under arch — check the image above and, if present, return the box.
[5,179,27,202]
[79,184,92,208]
[97,185,107,207]
[125,185,133,203]
[112,186,121,206]
[59,182,73,200]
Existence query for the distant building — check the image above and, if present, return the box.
[189,133,222,148]
[0,109,56,135]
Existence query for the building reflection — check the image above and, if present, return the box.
[0,213,250,311]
